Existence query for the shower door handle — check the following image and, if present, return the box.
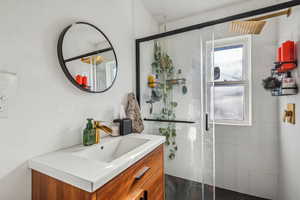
[205,113,209,131]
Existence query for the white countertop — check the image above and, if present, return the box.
[28,134,165,193]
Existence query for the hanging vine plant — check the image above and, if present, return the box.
[150,41,186,160]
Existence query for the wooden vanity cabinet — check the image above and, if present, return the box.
[32,144,164,200]
[141,167,164,200]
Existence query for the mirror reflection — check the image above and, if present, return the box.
[58,22,117,93]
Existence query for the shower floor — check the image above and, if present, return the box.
[165,175,271,200]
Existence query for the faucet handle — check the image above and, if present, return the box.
[94,121,113,135]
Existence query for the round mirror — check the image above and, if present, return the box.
[58,22,118,93]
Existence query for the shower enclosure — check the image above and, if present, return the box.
[137,28,216,200]
[136,2,299,200]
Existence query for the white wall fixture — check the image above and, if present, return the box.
[0,71,17,118]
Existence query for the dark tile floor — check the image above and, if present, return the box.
[165,175,271,200]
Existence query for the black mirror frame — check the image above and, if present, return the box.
[57,21,118,93]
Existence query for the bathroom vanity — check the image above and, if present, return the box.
[29,134,165,200]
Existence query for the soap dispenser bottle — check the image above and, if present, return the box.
[83,118,96,146]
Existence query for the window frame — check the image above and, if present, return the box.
[207,35,252,126]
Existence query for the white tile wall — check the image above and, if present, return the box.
[249,171,278,199]
[278,5,300,200]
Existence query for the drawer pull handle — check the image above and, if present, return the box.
[135,167,150,180]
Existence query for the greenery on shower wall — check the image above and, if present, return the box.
[151,41,179,160]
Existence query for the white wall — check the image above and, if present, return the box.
[278,6,300,200]
[164,1,279,199]
[0,0,157,199]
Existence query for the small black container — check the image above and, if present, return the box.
[113,118,132,136]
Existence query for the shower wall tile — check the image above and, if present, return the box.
[213,23,279,196]
[215,138,278,199]
[278,6,300,199]
[149,123,203,183]
[216,143,238,190]
[249,171,278,200]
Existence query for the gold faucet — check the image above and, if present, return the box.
[94,121,113,144]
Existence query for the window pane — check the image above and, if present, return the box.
[214,45,243,81]
[212,86,244,121]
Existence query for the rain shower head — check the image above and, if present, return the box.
[230,8,292,35]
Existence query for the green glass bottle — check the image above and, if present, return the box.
[83,118,96,146]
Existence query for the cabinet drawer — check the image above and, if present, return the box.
[96,145,163,200]
[127,145,163,193]
[142,167,164,200]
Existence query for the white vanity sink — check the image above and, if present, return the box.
[28,134,165,192]
[74,137,150,163]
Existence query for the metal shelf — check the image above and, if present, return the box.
[144,118,196,124]
[64,48,113,63]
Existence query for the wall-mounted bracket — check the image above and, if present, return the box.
[283,103,296,124]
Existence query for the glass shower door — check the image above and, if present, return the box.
[201,28,216,200]
[138,27,215,200]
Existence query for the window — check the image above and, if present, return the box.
[207,35,252,126]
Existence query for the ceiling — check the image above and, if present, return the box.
[141,0,269,24]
